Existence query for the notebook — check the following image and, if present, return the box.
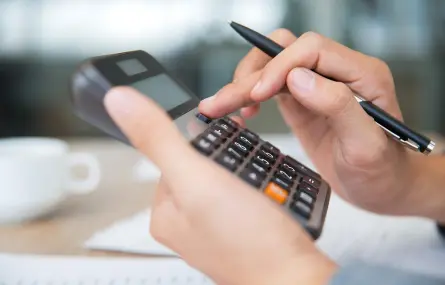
[0,253,214,285]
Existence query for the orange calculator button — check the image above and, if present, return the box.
[264,182,289,205]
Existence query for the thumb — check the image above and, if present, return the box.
[286,68,389,166]
[103,86,198,177]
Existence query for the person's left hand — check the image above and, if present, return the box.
[104,86,337,285]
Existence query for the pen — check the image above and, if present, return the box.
[229,21,435,155]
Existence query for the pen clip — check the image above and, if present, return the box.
[376,122,420,152]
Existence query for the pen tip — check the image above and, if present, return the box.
[227,20,233,25]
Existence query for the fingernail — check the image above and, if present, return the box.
[201,94,216,105]
[251,81,266,97]
[104,88,135,116]
[290,68,315,92]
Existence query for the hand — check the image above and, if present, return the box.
[104,87,337,285]
[199,30,426,216]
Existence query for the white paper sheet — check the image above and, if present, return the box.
[0,253,213,284]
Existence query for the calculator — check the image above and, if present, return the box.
[70,50,331,239]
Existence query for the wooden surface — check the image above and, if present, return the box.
[0,138,156,256]
[0,134,444,257]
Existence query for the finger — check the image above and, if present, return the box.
[229,115,246,128]
[233,28,297,80]
[251,32,401,118]
[230,29,296,122]
[240,105,260,119]
[104,86,202,178]
[153,177,173,209]
[150,180,185,254]
[199,70,262,118]
[287,68,389,165]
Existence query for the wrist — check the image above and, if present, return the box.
[402,153,445,223]
[257,253,338,285]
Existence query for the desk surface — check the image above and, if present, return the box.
[0,139,155,256]
[0,134,444,257]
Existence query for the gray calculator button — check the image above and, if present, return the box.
[299,192,314,205]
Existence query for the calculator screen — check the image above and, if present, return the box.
[130,74,191,112]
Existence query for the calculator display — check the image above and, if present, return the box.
[117,59,148,76]
[131,74,191,112]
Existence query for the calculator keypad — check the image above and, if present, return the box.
[191,117,323,221]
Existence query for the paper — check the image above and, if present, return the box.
[0,253,213,284]
[319,195,445,278]
[86,196,445,279]
[85,209,176,256]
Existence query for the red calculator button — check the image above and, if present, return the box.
[264,182,289,205]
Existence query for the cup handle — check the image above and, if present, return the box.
[66,152,101,194]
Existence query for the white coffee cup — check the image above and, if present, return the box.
[0,137,101,224]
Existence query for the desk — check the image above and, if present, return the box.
[0,139,155,256]
[0,135,444,257]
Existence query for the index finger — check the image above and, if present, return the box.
[234,28,298,80]
[199,29,297,118]
[199,70,262,118]
[251,32,401,117]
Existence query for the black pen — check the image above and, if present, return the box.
[229,21,435,155]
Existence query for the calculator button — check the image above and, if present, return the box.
[234,138,254,151]
[275,169,296,183]
[236,136,254,150]
[253,155,273,170]
[271,177,292,190]
[290,201,312,219]
[298,183,318,197]
[295,191,315,206]
[216,121,235,134]
[257,148,278,163]
[301,176,321,189]
[216,152,241,172]
[284,156,320,179]
[210,126,230,139]
[240,129,259,145]
[227,146,244,161]
[192,138,214,156]
[279,163,297,175]
[247,162,268,178]
[221,117,239,129]
[195,113,212,124]
[231,141,250,156]
[240,169,264,188]
[262,142,280,156]
[264,182,289,205]
[203,132,223,146]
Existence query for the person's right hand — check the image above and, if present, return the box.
[199,30,430,217]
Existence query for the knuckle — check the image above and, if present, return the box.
[372,58,393,77]
[368,57,396,96]
[300,31,324,47]
[272,28,295,41]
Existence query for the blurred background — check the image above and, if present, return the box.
[1,0,444,138]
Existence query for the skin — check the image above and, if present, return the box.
[199,30,445,223]
[104,87,337,285]
[103,30,445,285]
